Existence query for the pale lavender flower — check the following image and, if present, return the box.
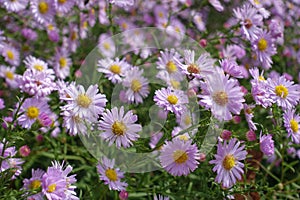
[252,29,277,69]
[42,161,78,200]
[122,67,150,104]
[109,0,134,7]
[283,109,300,144]
[22,169,45,200]
[222,45,246,60]
[61,84,107,120]
[244,104,257,131]
[97,157,128,191]
[154,87,188,116]
[52,48,72,79]
[209,0,224,12]
[0,65,18,88]
[99,106,142,148]
[1,44,20,66]
[210,138,247,188]
[62,110,90,136]
[54,0,75,14]
[2,0,28,12]
[266,76,300,109]
[249,67,273,108]
[260,133,274,157]
[220,59,244,78]
[97,57,130,84]
[154,194,170,200]
[0,141,24,179]
[30,0,56,24]
[17,97,51,129]
[159,138,200,176]
[198,67,245,121]
[17,68,56,98]
[176,50,215,79]
[233,3,263,40]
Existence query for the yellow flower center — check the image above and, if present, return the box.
[120,22,128,29]
[223,154,235,170]
[258,38,268,51]
[170,80,180,89]
[166,61,177,73]
[76,94,92,108]
[131,79,142,92]
[105,169,118,181]
[290,119,299,133]
[173,150,188,164]
[5,71,14,80]
[245,108,252,114]
[34,64,44,71]
[83,21,88,28]
[38,2,49,14]
[103,42,110,50]
[27,106,40,119]
[29,180,41,190]
[258,76,265,81]
[58,0,67,4]
[158,12,164,18]
[6,50,14,60]
[59,57,67,68]
[184,115,191,126]
[47,184,56,193]
[213,91,228,106]
[167,94,178,105]
[178,135,189,141]
[187,63,200,74]
[275,85,288,98]
[71,31,77,41]
[111,121,126,136]
[47,24,54,31]
[109,64,121,74]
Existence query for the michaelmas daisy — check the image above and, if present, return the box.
[30,0,56,24]
[283,109,300,144]
[99,106,142,148]
[159,138,200,176]
[210,138,247,188]
[97,157,128,191]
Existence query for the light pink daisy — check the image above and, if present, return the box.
[176,50,215,79]
[1,44,20,66]
[30,0,56,24]
[154,87,188,116]
[159,138,200,176]
[97,57,130,84]
[210,138,247,188]
[198,67,245,121]
[283,109,300,144]
[99,106,142,148]
[122,67,150,104]
[97,156,128,191]
[17,97,51,129]
[266,76,300,109]
[0,65,18,88]
[61,84,107,120]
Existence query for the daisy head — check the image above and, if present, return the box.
[98,34,116,58]
[3,0,28,12]
[97,156,128,191]
[283,109,300,144]
[198,67,245,121]
[267,76,300,109]
[97,57,130,84]
[259,133,274,157]
[24,55,49,72]
[52,48,72,79]
[0,65,18,88]
[176,50,215,79]
[209,138,247,188]
[156,48,183,77]
[54,0,75,14]
[22,168,45,199]
[61,84,107,120]
[159,138,200,176]
[30,0,56,24]
[1,44,20,66]
[99,106,142,148]
[17,97,51,129]
[154,87,188,116]
[122,67,150,104]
